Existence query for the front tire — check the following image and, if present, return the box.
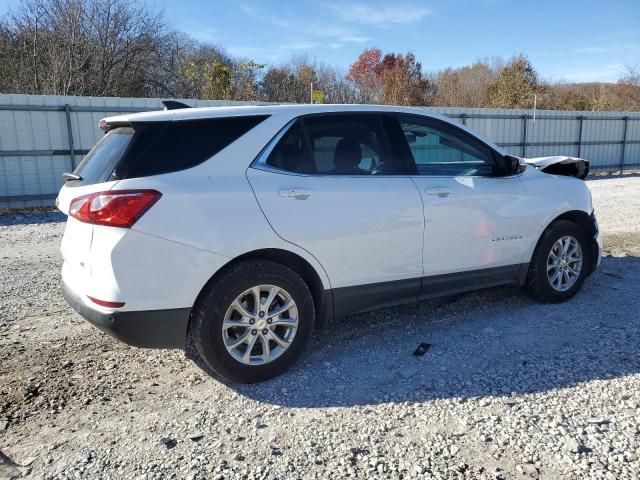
[526,220,593,303]
[191,260,315,383]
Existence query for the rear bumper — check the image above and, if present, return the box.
[62,280,189,348]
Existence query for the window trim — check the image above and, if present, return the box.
[394,113,506,178]
[252,112,411,177]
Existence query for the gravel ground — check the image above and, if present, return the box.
[1,175,639,480]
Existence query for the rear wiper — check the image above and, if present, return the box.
[62,172,82,181]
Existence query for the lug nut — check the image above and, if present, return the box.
[251,329,257,335]
[262,329,268,335]
[249,318,255,325]
[267,318,272,324]
[259,311,265,317]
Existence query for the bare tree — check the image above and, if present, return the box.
[432,61,499,107]
[1,0,166,96]
[0,0,638,111]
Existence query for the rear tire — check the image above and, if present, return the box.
[191,260,314,383]
[526,220,593,303]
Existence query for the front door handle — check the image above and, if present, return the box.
[278,188,315,200]
[425,187,452,197]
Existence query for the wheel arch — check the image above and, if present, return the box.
[526,209,598,282]
[190,248,332,332]
[551,210,596,237]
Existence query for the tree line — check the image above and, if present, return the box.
[1,0,638,111]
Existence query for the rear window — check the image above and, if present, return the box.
[70,115,268,186]
[71,127,133,186]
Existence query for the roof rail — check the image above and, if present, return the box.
[162,100,192,111]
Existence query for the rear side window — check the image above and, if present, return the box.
[70,115,268,186]
[266,114,406,175]
[72,128,133,186]
[117,116,268,179]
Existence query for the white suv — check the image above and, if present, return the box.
[57,104,602,383]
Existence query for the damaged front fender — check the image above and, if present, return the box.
[523,156,590,180]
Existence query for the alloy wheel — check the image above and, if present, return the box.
[222,285,298,365]
[546,235,583,292]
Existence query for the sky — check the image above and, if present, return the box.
[1,0,639,83]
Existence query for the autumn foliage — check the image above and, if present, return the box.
[0,0,638,111]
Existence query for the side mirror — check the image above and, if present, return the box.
[497,154,525,176]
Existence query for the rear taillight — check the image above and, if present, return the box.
[69,190,161,228]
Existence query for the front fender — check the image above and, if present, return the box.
[521,167,593,254]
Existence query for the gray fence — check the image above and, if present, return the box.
[0,94,638,209]
[432,106,640,171]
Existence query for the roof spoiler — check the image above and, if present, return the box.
[162,100,192,111]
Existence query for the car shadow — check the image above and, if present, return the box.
[224,255,640,408]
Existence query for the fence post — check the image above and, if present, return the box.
[521,114,528,157]
[619,116,629,173]
[64,104,76,169]
[577,115,584,158]
[460,113,467,126]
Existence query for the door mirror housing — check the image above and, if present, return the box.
[496,154,526,176]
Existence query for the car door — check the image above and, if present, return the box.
[390,114,533,291]
[247,113,424,315]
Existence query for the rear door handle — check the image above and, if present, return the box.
[425,187,452,197]
[278,188,315,199]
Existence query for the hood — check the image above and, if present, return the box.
[522,155,589,180]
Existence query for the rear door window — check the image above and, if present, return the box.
[304,114,404,175]
[265,114,406,175]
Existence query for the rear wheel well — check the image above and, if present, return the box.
[191,249,328,330]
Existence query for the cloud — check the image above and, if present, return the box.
[239,3,291,29]
[231,3,371,62]
[328,3,431,25]
[312,25,370,44]
[559,63,626,83]
[571,43,639,55]
[572,46,612,55]
[227,41,323,62]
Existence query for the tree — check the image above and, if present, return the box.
[378,52,430,105]
[0,0,638,111]
[487,55,540,109]
[615,65,640,110]
[261,65,298,102]
[433,59,501,107]
[346,48,384,102]
[347,48,430,105]
[1,0,166,96]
